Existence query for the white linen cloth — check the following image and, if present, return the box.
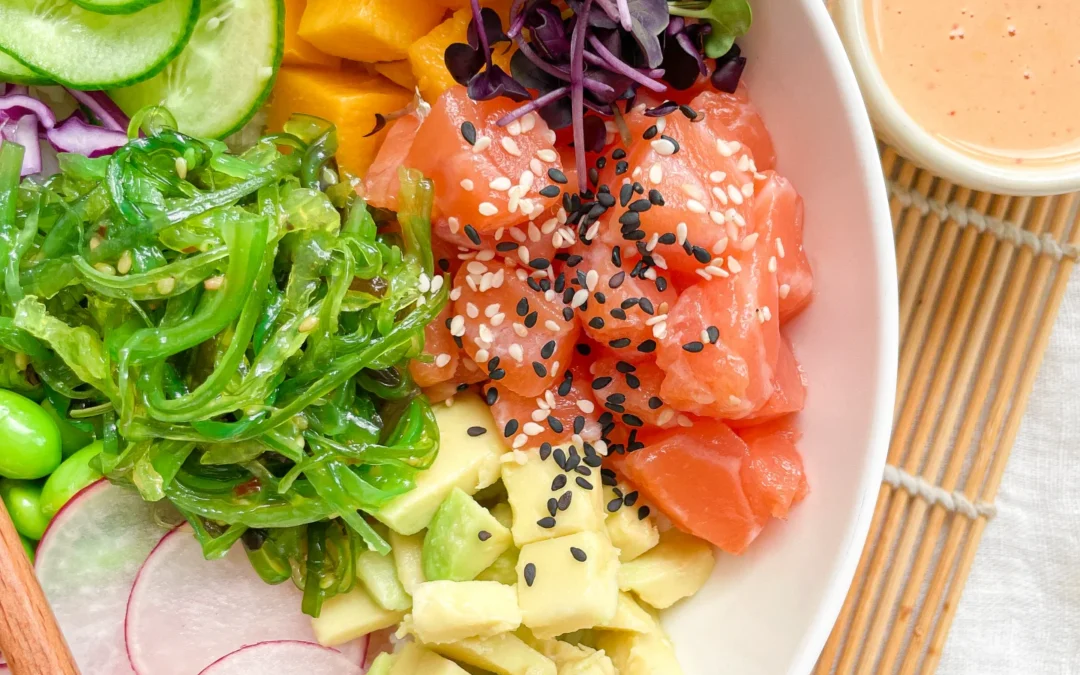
[938,276,1080,674]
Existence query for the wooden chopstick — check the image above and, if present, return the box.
[0,502,80,675]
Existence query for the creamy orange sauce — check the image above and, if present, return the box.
[866,0,1080,165]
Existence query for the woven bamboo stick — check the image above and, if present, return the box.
[879,196,1057,674]
[855,196,1040,673]
[834,194,1013,675]
[919,195,1080,673]
[894,170,935,279]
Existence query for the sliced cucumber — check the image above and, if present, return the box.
[0,51,51,85]
[110,0,282,139]
[70,0,168,15]
[0,0,199,89]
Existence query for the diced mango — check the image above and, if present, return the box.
[374,61,418,90]
[408,4,515,104]
[268,68,412,177]
[283,0,341,68]
[299,0,447,62]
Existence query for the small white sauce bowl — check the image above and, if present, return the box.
[833,0,1080,196]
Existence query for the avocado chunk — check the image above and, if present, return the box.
[476,545,520,586]
[377,393,507,535]
[389,529,427,595]
[603,483,660,562]
[424,488,513,582]
[595,592,656,633]
[502,449,605,547]
[311,586,405,647]
[430,633,557,675]
[618,529,715,609]
[491,501,514,528]
[391,643,471,675]
[595,627,683,675]
[516,531,619,639]
[367,652,397,675]
[357,549,412,611]
[410,580,522,644]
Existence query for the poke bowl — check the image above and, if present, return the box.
[0,0,895,673]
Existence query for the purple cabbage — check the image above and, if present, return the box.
[64,88,129,132]
[46,116,128,158]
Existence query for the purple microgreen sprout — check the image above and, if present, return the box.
[571,0,593,186]
[668,0,752,58]
[587,35,668,92]
[711,43,747,93]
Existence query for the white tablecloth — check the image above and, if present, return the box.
[938,275,1080,674]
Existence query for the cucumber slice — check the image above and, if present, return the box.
[70,0,167,15]
[110,0,282,139]
[0,0,199,89]
[0,51,51,84]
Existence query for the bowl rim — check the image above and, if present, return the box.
[833,0,1080,196]
[785,0,898,672]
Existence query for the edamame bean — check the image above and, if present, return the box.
[40,441,104,519]
[0,389,62,479]
[0,479,50,540]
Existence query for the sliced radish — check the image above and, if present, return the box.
[126,525,367,675]
[198,641,364,675]
[35,480,171,675]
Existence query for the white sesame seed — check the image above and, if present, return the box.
[530,158,544,175]
[709,210,725,225]
[435,353,452,368]
[478,324,494,343]
[645,232,659,252]
[467,261,488,275]
[507,120,522,136]
[450,287,463,301]
[712,238,728,255]
[730,141,742,152]
[513,434,528,448]
[545,319,561,332]
[490,177,512,191]
[518,246,531,264]
[543,129,557,145]
[448,216,461,233]
[577,399,595,414]
[585,222,599,241]
[762,305,773,322]
[117,250,133,275]
[779,284,791,299]
[741,232,759,250]
[655,117,667,133]
[460,178,475,191]
[649,162,663,184]
[491,313,505,326]
[717,139,734,157]
[492,268,505,288]
[729,395,742,406]
[709,171,727,183]
[521,112,537,132]
[528,221,542,242]
[156,276,176,294]
[705,265,729,278]
[509,343,525,362]
[476,249,495,261]
[768,256,778,273]
[657,408,675,426]
[681,183,706,201]
[585,270,599,291]
[203,275,224,290]
[676,222,688,245]
[737,154,751,172]
[741,182,755,198]
[645,313,668,326]
[777,238,787,258]
[531,408,549,422]
[727,184,744,205]
[465,275,478,291]
[466,303,480,319]
[652,253,668,270]
[523,422,545,436]
[475,347,490,362]
[727,256,742,274]
[756,309,765,324]
[484,303,501,318]
[686,199,706,214]
[473,136,491,153]
[479,202,499,217]
[651,138,677,156]
[298,316,319,333]
[544,390,557,408]
[513,322,528,337]
[544,289,556,303]
[501,137,522,156]
[677,414,693,427]
[175,157,188,179]
[713,185,729,205]
[537,149,558,163]
[570,289,589,308]
[509,226,527,243]
[632,166,643,179]
[696,269,712,280]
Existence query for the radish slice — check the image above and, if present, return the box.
[198,641,364,675]
[126,525,367,675]
[35,480,171,675]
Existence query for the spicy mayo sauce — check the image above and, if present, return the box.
[866,0,1080,165]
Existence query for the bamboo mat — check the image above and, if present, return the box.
[812,146,1080,674]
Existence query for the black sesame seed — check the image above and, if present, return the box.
[597,192,616,208]
[548,168,568,184]
[485,387,499,405]
[487,356,501,371]
[516,298,530,317]
[624,229,646,241]
[438,258,450,272]
[524,562,537,586]
[478,530,492,541]
[607,393,627,404]
[461,121,477,145]
[608,271,626,289]
[706,325,720,343]
[553,447,567,469]
[595,156,607,169]
[638,505,651,520]
[573,415,585,434]
[657,233,676,245]
[660,134,680,152]
[459,225,479,246]
[656,276,669,292]
[537,184,560,198]
[547,498,558,517]
[503,419,519,437]
[601,468,618,485]
[692,246,711,263]
[616,361,636,374]
[633,181,645,194]
[491,368,506,380]
[576,477,594,490]
[557,376,573,397]
[584,453,602,468]
[638,297,655,315]
[575,464,591,476]
[606,402,626,413]
[495,241,519,253]
[609,338,632,348]
[648,396,664,410]
[629,199,652,213]
[619,183,634,207]
[598,411,614,426]
[570,547,588,562]
[624,491,640,507]
[552,474,567,491]
[648,189,665,206]
[467,426,487,437]
[610,308,627,320]
[679,104,697,120]
[619,210,641,228]
[682,341,705,353]
[529,257,551,270]
[623,414,644,427]
[562,306,575,322]
[532,362,548,377]
[576,343,592,356]
[457,383,469,392]
[643,125,658,140]
[612,148,626,160]
[548,416,564,433]
[607,497,624,513]
[537,516,556,529]
[558,490,573,511]
[524,311,538,328]
[540,442,553,460]
[589,317,605,329]
[612,246,623,267]
[592,376,613,390]
[625,374,640,389]
[534,341,554,360]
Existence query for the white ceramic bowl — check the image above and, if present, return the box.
[663,1,897,673]
[832,0,1080,196]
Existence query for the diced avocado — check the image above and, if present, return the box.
[516,531,619,639]
[368,652,397,675]
[595,592,657,633]
[377,393,507,535]
[410,580,522,644]
[357,549,412,611]
[491,501,514,528]
[424,488,513,582]
[391,643,471,675]
[516,626,595,666]
[389,530,427,595]
[473,479,508,506]
[430,633,557,675]
[595,627,683,675]
[502,450,604,547]
[559,651,617,675]
[603,484,659,562]
[311,586,406,647]
[618,529,715,609]
[476,545,520,586]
